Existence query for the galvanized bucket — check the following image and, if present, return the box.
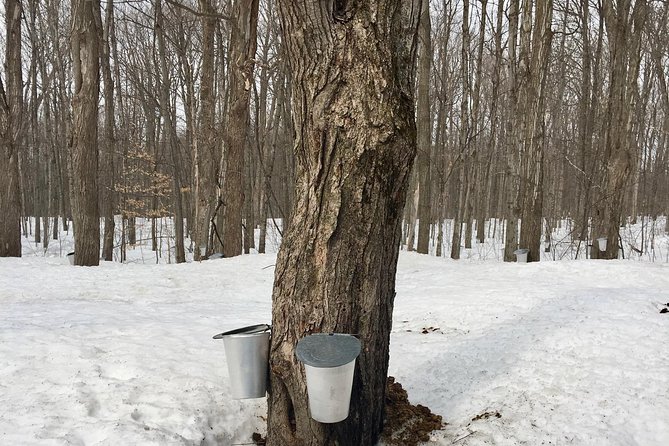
[296,333,361,423]
[213,324,271,399]
[514,248,529,263]
[597,237,608,252]
[66,252,75,265]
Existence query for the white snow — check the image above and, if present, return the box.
[1,220,668,445]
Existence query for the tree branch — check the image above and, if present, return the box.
[164,0,230,21]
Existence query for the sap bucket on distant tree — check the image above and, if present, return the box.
[213,324,270,399]
[66,252,75,265]
[597,237,608,252]
[295,333,361,423]
[514,248,529,263]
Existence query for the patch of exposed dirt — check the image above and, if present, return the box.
[381,376,445,446]
[251,432,266,445]
[469,411,502,423]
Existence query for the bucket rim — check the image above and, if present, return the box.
[296,333,361,368]
[213,323,271,339]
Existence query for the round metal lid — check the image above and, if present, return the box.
[295,333,361,368]
[213,324,271,339]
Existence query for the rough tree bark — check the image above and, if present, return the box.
[221,0,259,257]
[0,0,23,258]
[267,1,421,445]
[70,0,101,266]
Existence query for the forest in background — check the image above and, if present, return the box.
[1,0,668,264]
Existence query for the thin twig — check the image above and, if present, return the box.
[453,431,475,443]
[165,0,231,20]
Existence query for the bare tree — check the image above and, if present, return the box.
[591,0,648,259]
[193,0,219,260]
[155,0,186,263]
[0,0,23,257]
[267,1,421,444]
[451,0,471,260]
[100,0,116,261]
[517,0,554,261]
[70,0,101,266]
[221,0,259,258]
[416,0,433,255]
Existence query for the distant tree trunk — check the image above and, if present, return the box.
[404,172,418,250]
[222,0,259,258]
[650,5,669,233]
[259,62,284,254]
[155,0,185,263]
[101,0,116,261]
[267,1,421,444]
[473,0,490,245]
[518,0,554,262]
[434,2,456,257]
[243,139,255,254]
[479,0,505,244]
[0,0,23,257]
[416,0,432,255]
[28,0,42,248]
[452,0,471,260]
[576,0,594,242]
[591,0,648,259]
[503,0,521,262]
[70,0,101,266]
[468,0,488,248]
[193,0,218,260]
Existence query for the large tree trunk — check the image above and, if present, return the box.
[267,1,421,445]
[0,0,23,257]
[222,0,259,258]
[70,0,101,266]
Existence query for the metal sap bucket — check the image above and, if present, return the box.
[296,333,361,423]
[597,237,608,252]
[66,252,75,265]
[514,248,529,263]
[213,324,271,399]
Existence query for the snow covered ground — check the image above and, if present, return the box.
[1,220,668,445]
